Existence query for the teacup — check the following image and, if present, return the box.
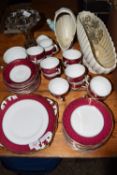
[40,57,61,79]
[26,46,45,64]
[48,77,69,100]
[36,34,50,44]
[39,38,59,56]
[65,64,86,90]
[62,49,82,67]
[88,76,112,100]
[3,46,27,64]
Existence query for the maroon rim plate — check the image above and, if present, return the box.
[0,94,56,153]
[63,98,114,146]
[3,59,38,86]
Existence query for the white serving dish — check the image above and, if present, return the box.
[54,7,76,51]
[77,11,117,74]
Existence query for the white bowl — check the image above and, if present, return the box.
[36,34,50,44]
[54,7,76,51]
[77,11,117,74]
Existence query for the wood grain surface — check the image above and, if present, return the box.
[0,28,117,158]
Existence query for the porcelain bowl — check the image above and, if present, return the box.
[54,7,76,51]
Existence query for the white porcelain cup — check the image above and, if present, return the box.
[3,46,27,64]
[63,49,82,67]
[39,38,59,56]
[48,77,69,99]
[26,46,45,64]
[36,34,50,44]
[65,64,87,90]
[40,57,61,79]
[88,76,112,100]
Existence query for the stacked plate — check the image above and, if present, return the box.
[63,97,114,151]
[0,94,58,153]
[3,59,40,94]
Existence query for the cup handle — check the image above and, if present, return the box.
[56,67,61,75]
[53,44,59,54]
[81,75,90,89]
[31,57,38,64]
[64,60,68,67]
[0,65,4,71]
[84,75,90,87]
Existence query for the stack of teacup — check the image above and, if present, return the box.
[26,35,59,64]
[63,48,88,91]
[36,34,59,57]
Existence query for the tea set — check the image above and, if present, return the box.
[0,7,116,153]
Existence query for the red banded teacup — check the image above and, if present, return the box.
[65,64,86,90]
[40,57,61,79]
[26,46,45,64]
[39,38,59,56]
[63,49,82,67]
[88,76,112,100]
[48,77,69,100]
[36,34,50,44]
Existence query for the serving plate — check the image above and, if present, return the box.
[0,94,58,153]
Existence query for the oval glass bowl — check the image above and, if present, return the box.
[77,11,117,74]
[54,7,76,51]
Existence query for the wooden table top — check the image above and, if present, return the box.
[0,29,117,158]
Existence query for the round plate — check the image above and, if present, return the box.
[3,59,38,86]
[0,94,56,153]
[63,98,113,146]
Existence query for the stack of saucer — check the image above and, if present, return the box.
[3,59,40,94]
[63,97,114,151]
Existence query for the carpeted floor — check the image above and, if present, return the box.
[0,158,117,175]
